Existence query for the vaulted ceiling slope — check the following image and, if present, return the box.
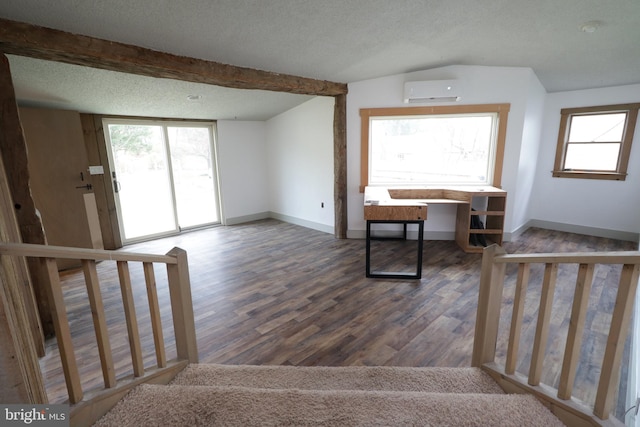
[1,1,639,119]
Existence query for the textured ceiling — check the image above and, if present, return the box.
[7,55,314,121]
[1,0,639,119]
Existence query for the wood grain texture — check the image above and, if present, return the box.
[333,94,347,239]
[116,261,144,377]
[505,263,530,374]
[143,262,166,368]
[79,114,121,249]
[472,244,506,367]
[0,147,48,402]
[41,258,83,403]
[0,18,346,97]
[0,53,50,339]
[82,260,116,388]
[36,220,636,421]
[166,247,198,364]
[594,263,640,419]
[529,263,558,386]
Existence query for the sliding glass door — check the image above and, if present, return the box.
[167,126,219,228]
[104,119,220,243]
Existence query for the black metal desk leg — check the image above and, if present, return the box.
[366,220,424,279]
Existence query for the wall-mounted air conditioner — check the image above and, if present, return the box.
[403,80,462,103]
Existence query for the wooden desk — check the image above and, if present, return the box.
[364,186,507,254]
[363,187,429,279]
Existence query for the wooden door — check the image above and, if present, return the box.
[19,107,103,269]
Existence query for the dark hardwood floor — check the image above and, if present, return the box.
[39,219,637,419]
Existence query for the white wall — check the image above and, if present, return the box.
[511,73,546,235]
[218,70,639,243]
[529,84,640,240]
[346,65,546,238]
[216,120,270,224]
[265,96,335,234]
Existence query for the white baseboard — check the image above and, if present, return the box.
[268,212,334,235]
[523,219,639,243]
[224,212,270,225]
[225,212,334,235]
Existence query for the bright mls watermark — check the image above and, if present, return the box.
[1,405,68,426]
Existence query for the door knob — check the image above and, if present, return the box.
[75,184,93,190]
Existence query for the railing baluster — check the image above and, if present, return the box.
[41,258,83,403]
[528,262,557,386]
[557,263,594,400]
[116,261,144,377]
[594,263,640,419]
[82,260,116,388]
[143,262,166,368]
[505,263,530,374]
[166,247,199,363]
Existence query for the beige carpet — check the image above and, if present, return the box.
[170,364,506,394]
[95,364,565,426]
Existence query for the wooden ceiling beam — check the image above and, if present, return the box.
[0,18,348,97]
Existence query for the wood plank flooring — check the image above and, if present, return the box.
[38,219,637,419]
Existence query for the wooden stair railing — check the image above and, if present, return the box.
[0,242,198,426]
[473,244,640,427]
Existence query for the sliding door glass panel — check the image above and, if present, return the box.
[167,126,219,228]
[107,124,178,241]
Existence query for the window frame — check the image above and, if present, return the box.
[552,103,640,181]
[359,104,510,192]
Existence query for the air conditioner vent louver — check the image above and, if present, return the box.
[404,80,462,103]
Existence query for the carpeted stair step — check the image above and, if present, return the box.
[95,383,565,427]
[170,363,505,394]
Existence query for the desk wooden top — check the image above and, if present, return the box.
[363,186,506,221]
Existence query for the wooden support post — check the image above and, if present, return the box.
[472,244,506,367]
[0,131,47,402]
[333,93,347,239]
[0,53,50,345]
[166,247,198,363]
[594,263,640,419]
[0,255,48,403]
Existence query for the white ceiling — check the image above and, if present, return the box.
[1,0,639,120]
[7,55,315,121]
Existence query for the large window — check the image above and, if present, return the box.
[360,104,510,190]
[552,103,639,180]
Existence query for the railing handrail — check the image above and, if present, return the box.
[473,244,640,426]
[0,242,178,264]
[493,251,640,264]
[0,241,197,426]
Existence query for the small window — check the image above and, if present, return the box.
[553,103,639,180]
